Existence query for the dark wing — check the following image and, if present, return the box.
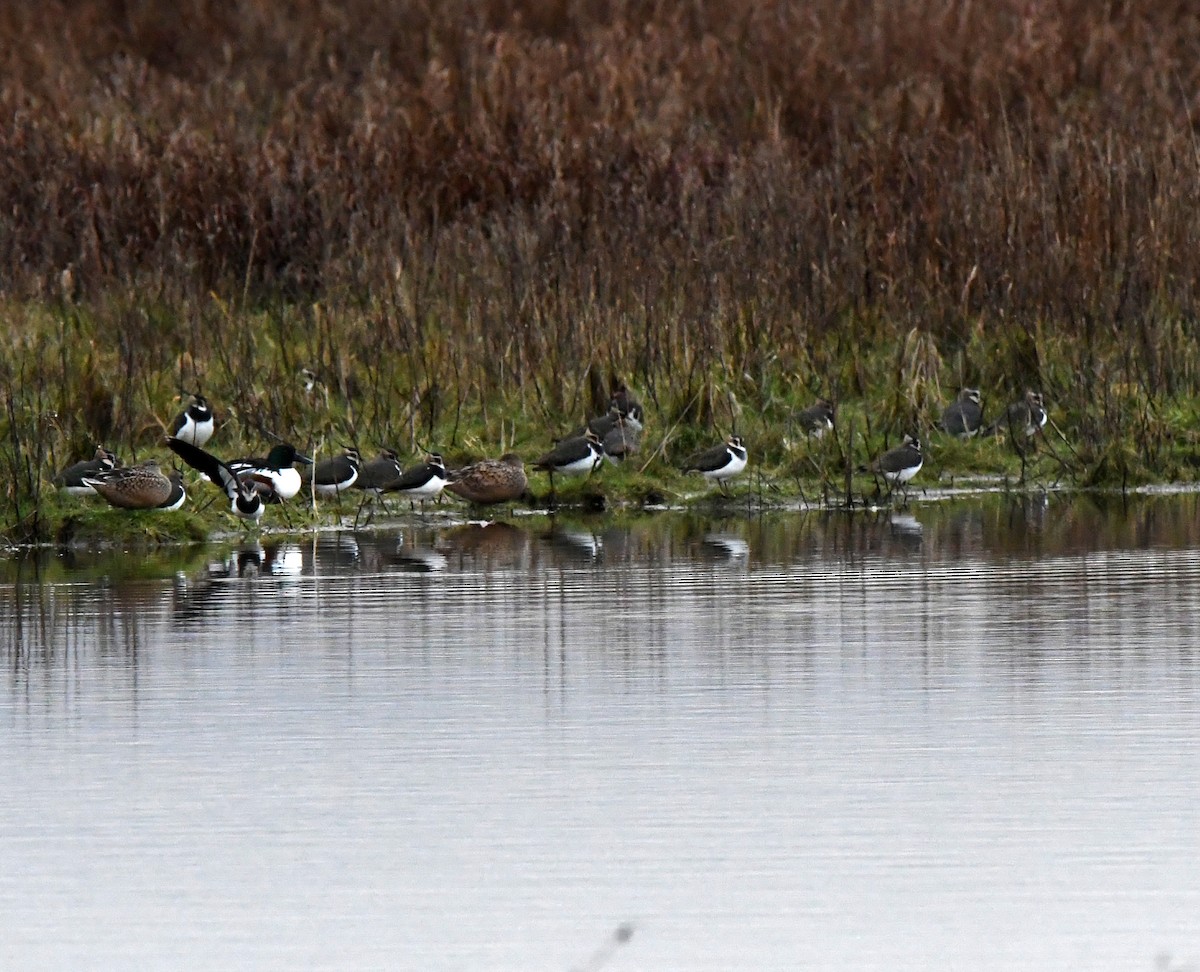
[357,457,403,489]
[878,444,920,473]
[603,425,640,457]
[683,443,729,473]
[961,401,984,430]
[798,403,833,429]
[167,437,242,500]
[383,462,438,491]
[313,455,356,485]
[536,436,591,468]
[586,412,619,437]
[939,401,966,432]
[54,458,97,487]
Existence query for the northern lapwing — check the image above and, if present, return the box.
[866,434,923,501]
[535,430,604,498]
[227,444,313,503]
[354,448,404,496]
[168,437,264,521]
[346,448,404,526]
[382,453,448,508]
[939,388,984,438]
[797,399,835,437]
[54,446,120,496]
[445,454,528,505]
[158,470,188,511]
[984,389,1047,438]
[609,383,642,419]
[682,435,748,494]
[602,419,642,465]
[169,394,215,447]
[83,460,174,509]
[311,448,361,497]
[586,402,645,439]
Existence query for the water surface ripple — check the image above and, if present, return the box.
[3,496,1199,970]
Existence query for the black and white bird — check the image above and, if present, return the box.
[168,437,263,521]
[311,448,361,497]
[169,394,215,447]
[682,435,748,494]
[535,430,604,496]
[984,390,1047,438]
[587,403,645,439]
[536,430,604,475]
[354,448,404,496]
[54,446,120,496]
[382,453,448,507]
[939,388,984,438]
[866,434,923,497]
[158,470,188,511]
[227,444,313,503]
[797,399,835,437]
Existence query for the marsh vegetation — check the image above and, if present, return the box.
[4,0,1200,541]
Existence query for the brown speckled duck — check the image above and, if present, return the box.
[83,460,174,509]
[445,454,528,505]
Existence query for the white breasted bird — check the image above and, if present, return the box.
[939,388,984,438]
[382,453,448,507]
[169,394,215,447]
[54,446,120,496]
[311,448,361,497]
[682,435,748,494]
[866,434,923,499]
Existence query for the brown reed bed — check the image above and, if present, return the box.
[4,0,1200,538]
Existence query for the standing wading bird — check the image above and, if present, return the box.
[311,448,361,498]
[682,435,749,495]
[350,448,404,526]
[83,460,176,509]
[54,446,121,496]
[382,453,448,510]
[984,389,1047,438]
[169,393,215,447]
[445,454,528,505]
[939,388,984,438]
[534,429,604,501]
[353,449,404,498]
[982,389,1047,483]
[167,438,263,522]
[865,434,923,503]
[796,399,835,438]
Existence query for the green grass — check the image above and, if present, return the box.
[3,338,1194,549]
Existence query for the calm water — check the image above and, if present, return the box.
[3,494,1200,971]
